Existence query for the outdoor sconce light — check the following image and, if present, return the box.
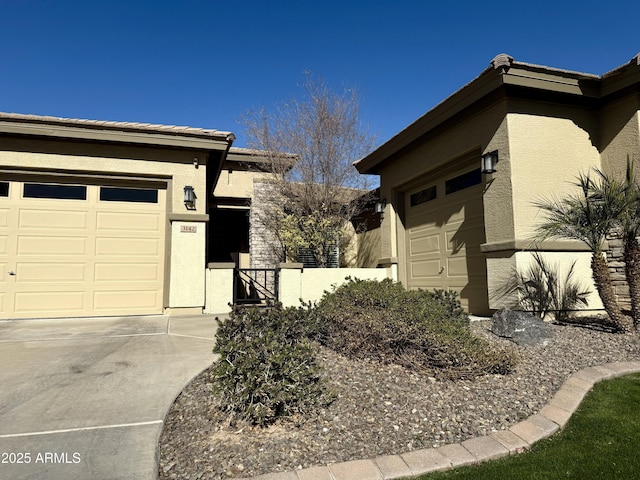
[193,157,199,168]
[184,185,196,210]
[481,150,498,174]
[375,199,387,214]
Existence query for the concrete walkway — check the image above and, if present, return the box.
[239,360,640,480]
[0,314,220,480]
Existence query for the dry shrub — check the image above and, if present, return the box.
[315,278,516,379]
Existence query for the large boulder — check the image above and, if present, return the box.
[491,309,554,346]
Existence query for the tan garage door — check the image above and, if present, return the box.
[0,179,166,319]
[404,167,489,314]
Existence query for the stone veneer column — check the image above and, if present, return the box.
[605,230,631,310]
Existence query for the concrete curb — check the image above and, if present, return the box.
[237,361,640,480]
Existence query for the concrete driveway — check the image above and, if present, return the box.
[0,315,220,480]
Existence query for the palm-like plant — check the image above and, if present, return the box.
[534,172,632,333]
[589,158,640,331]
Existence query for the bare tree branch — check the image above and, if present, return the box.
[241,73,377,266]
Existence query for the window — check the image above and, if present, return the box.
[100,187,158,203]
[410,185,437,206]
[0,182,8,197]
[445,168,482,195]
[24,183,87,200]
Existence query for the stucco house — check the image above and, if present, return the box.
[356,53,640,315]
[0,112,274,319]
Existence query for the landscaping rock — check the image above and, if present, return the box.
[491,309,553,346]
[158,320,640,480]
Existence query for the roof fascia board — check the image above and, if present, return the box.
[601,71,640,98]
[502,66,600,97]
[0,121,231,151]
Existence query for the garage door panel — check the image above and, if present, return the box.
[445,227,466,253]
[446,257,468,277]
[96,211,161,231]
[14,291,85,313]
[405,173,488,314]
[0,208,8,226]
[95,237,160,256]
[410,232,440,255]
[442,208,465,224]
[16,263,86,282]
[2,181,166,319]
[410,259,442,278]
[19,209,88,229]
[94,263,160,282]
[17,236,87,255]
[93,290,161,311]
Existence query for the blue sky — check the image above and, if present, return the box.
[2,0,639,149]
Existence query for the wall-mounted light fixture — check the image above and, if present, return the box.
[481,150,498,174]
[375,198,387,214]
[193,157,199,168]
[184,185,196,210]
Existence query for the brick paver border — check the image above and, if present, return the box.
[239,361,640,480]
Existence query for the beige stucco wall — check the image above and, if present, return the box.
[600,96,640,180]
[168,221,206,310]
[213,168,271,199]
[278,265,392,308]
[485,107,601,311]
[204,264,234,314]
[356,227,381,267]
[506,109,601,241]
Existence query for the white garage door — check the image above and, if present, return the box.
[404,167,489,314]
[0,179,166,319]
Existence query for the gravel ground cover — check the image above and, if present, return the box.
[158,320,640,479]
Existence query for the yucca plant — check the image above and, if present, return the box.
[509,253,591,321]
[534,172,632,332]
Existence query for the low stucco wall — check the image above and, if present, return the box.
[204,263,235,314]
[279,264,393,307]
[204,264,394,313]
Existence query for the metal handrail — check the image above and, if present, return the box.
[233,268,280,306]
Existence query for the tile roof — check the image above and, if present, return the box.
[0,111,235,142]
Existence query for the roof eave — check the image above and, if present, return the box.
[355,64,505,175]
[0,113,235,151]
[355,54,610,175]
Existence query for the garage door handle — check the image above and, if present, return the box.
[8,271,16,276]
[439,266,445,274]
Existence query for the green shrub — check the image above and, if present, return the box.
[314,278,516,379]
[211,305,328,426]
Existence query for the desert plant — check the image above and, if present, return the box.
[314,278,515,379]
[211,305,328,426]
[505,252,590,321]
[588,157,640,331]
[535,171,632,332]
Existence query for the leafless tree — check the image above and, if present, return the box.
[241,73,377,266]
